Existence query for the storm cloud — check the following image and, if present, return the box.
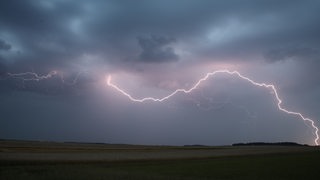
[137,35,178,63]
[0,0,320,145]
[0,39,11,51]
[1,1,320,66]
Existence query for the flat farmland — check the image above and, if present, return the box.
[1,140,320,179]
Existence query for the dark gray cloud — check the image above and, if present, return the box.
[137,35,178,63]
[1,0,320,67]
[265,45,320,63]
[0,39,11,51]
[0,61,6,76]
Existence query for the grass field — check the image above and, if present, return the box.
[1,140,320,179]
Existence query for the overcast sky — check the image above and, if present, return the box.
[1,0,320,145]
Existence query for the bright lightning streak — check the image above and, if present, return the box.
[107,69,319,145]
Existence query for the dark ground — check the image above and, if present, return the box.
[1,140,320,179]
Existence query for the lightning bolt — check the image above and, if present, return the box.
[7,71,83,86]
[7,71,58,81]
[107,69,319,145]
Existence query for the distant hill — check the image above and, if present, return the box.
[232,142,308,146]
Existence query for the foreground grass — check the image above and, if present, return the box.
[1,151,320,180]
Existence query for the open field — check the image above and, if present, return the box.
[1,140,320,179]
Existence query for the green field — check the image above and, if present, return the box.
[1,140,320,179]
